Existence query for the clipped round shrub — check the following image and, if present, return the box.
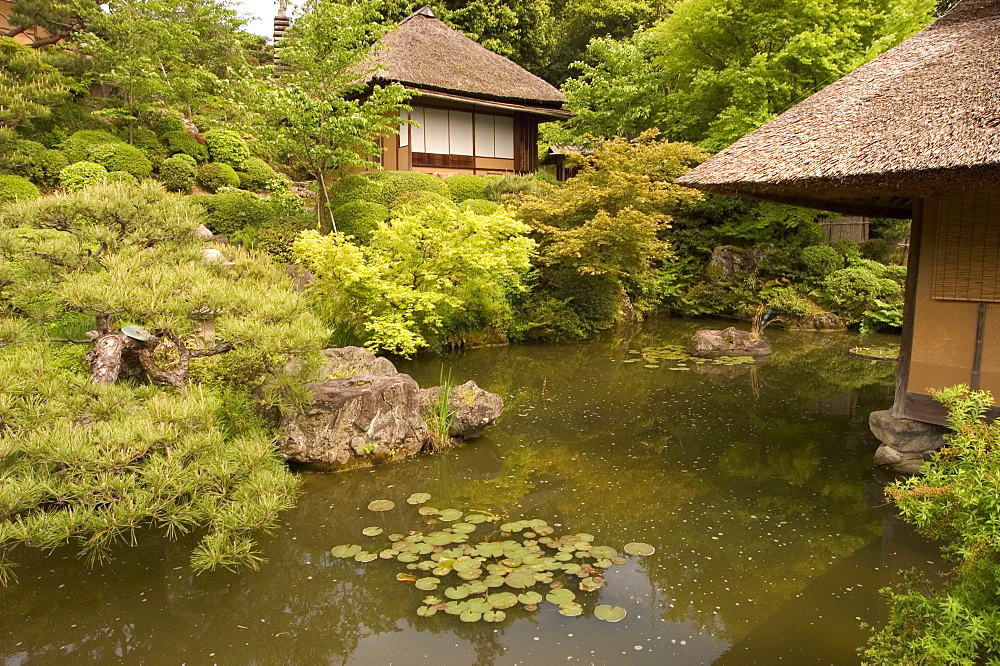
[161,130,209,162]
[106,170,139,186]
[153,114,185,136]
[158,154,197,192]
[59,161,108,192]
[460,198,501,215]
[248,216,317,262]
[197,162,240,193]
[87,142,153,178]
[368,171,449,206]
[332,201,388,244]
[444,174,493,202]
[237,157,282,192]
[2,140,68,186]
[131,128,165,157]
[391,190,452,212]
[328,174,384,209]
[0,174,41,203]
[203,129,250,169]
[799,244,843,278]
[60,130,121,164]
[191,189,273,237]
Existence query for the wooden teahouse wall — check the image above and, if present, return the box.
[513,113,539,174]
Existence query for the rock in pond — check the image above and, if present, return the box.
[276,348,503,470]
[870,409,948,474]
[689,327,772,357]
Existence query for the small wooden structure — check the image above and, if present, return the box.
[677,0,1000,427]
[361,6,570,176]
[817,215,870,244]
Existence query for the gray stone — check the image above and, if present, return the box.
[869,410,948,454]
[194,224,214,241]
[420,380,504,441]
[690,327,772,357]
[320,346,397,379]
[707,245,772,280]
[787,313,845,331]
[873,444,903,466]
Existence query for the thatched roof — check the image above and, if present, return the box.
[366,6,565,110]
[675,0,1000,218]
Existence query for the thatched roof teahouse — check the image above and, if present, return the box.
[366,6,570,175]
[676,0,1000,445]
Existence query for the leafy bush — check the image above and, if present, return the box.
[153,114,185,136]
[87,142,153,178]
[333,201,388,243]
[864,387,1000,664]
[460,198,502,215]
[444,174,494,202]
[190,189,273,237]
[294,204,536,355]
[59,161,108,191]
[161,130,209,162]
[60,130,121,164]
[821,260,904,331]
[368,171,449,206]
[390,190,453,212]
[204,129,250,169]
[247,216,317,262]
[328,174,384,209]
[238,157,283,192]
[158,154,197,192]
[545,267,621,333]
[484,173,553,202]
[107,170,138,185]
[197,162,240,193]
[131,128,164,157]
[0,140,68,186]
[0,175,41,203]
[762,285,823,320]
[799,244,843,279]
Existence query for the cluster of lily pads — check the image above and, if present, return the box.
[330,493,654,624]
[620,344,756,370]
[849,345,899,361]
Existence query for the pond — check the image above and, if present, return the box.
[0,317,943,664]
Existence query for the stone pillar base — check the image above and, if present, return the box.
[869,409,948,474]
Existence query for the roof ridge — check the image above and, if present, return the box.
[399,5,436,25]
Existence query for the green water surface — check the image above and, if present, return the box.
[0,318,942,664]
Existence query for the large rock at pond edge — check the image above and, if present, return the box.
[320,346,397,378]
[420,381,504,440]
[870,409,948,474]
[690,327,772,357]
[278,373,430,469]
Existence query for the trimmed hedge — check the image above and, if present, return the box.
[59,161,108,192]
[88,142,153,178]
[197,162,240,192]
[190,189,273,237]
[444,174,493,202]
[390,190,452,212]
[158,154,197,192]
[367,171,449,206]
[248,216,317,262]
[460,198,502,215]
[328,174,384,209]
[2,140,67,186]
[161,130,209,163]
[107,170,139,185]
[0,174,41,203]
[333,201,388,244]
[60,130,121,164]
[204,129,250,169]
[237,157,282,192]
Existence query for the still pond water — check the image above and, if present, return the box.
[1,317,942,665]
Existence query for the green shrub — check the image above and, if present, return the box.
[367,170,449,206]
[799,244,843,279]
[822,263,903,331]
[328,174,384,209]
[106,170,139,185]
[484,173,552,202]
[197,162,240,192]
[59,161,108,191]
[158,154,197,192]
[87,142,153,178]
[1,140,68,186]
[191,189,273,237]
[545,267,621,333]
[390,190,453,212]
[460,198,501,215]
[333,200,388,243]
[860,237,896,263]
[0,174,41,203]
[238,157,283,192]
[171,153,197,168]
[161,130,209,162]
[153,113,185,136]
[247,216,317,262]
[60,130,121,164]
[444,174,494,202]
[762,285,823,319]
[131,128,165,157]
[204,129,250,169]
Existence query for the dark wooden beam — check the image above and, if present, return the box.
[893,199,924,420]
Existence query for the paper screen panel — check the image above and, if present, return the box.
[934,194,1000,302]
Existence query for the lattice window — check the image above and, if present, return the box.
[933,194,1000,302]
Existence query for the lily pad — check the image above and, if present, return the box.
[594,604,627,622]
[546,588,576,605]
[445,586,470,600]
[487,592,519,609]
[407,492,432,505]
[452,523,477,534]
[517,591,543,605]
[355,551,377,562]
[415,577,440,591]
[623,542,656,556]
[396,572,417,582]
[368,499,395,512]
[438,509,463,522]
[396,553,419,563]
[459,609,482,623]
[331,544,362,558]
[504,571,536,589]
[417,605,438,617]
[464,514,488,524]
[418,506,439,515]
[362,526,384,537]
[423,595,442,605]
[559,602,583,616]
[483,610,506,623]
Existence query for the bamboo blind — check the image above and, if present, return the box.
[933,194,1000,302]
